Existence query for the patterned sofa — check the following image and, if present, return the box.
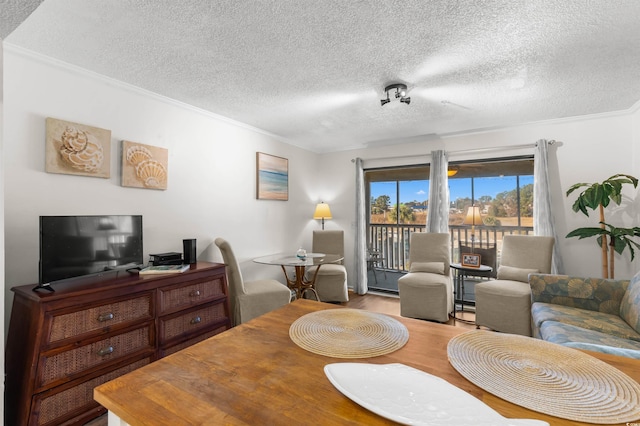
[529,271,640,359]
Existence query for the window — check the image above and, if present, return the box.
[448,157,534,228]
[366,157,533,228]
[368,166,429,226]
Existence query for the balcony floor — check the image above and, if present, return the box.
[366,268,485,307]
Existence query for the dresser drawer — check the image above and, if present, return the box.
[159,276,226,315]
[159,301,227,344]
[37,323,154,390]
[160,324,228,357]
[47,293,153,344]
[32,357,151,426]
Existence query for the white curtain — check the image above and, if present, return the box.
[354,158,368,295]
[534,139,564,274]
[426,150,450,233]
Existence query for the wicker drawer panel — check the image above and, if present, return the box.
[38,325,153,389]
[162,325,228,357]
[35,357,151,426]
[160,302,227,343]
[48,294,152,343]
[160,277,226,314]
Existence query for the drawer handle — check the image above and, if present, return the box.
[190,316,202,325]
[97,312,115,322]
[190,290,201,297]
[97,346,114,357]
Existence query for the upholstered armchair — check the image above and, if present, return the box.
[215,238,291,326]
[474,235,554,336]
[398,233,453,322]
[305,230,349,302]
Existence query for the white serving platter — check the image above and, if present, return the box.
[324,363,549,426]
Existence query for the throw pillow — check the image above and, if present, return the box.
[497,265,539,282]
[410,262,445,274]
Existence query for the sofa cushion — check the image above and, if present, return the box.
[620,271,640,335]
[532,302,640,342]
[530,274,628,313]
[409,262,444,274]
[497,265,538,282]
[540,320,640,354]
[562,341,640,359]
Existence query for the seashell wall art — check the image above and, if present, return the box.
[121,141,168,190]
[45,118,111,178]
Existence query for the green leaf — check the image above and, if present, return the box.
[571,198,589,216]
[566,183,589,196]
[608,174,638,188]
[566,227,606,238]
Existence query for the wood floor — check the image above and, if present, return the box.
[344,290,479,330]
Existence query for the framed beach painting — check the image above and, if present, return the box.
[45,117,111,178]
[256,152,288,201]
[121,141,168,190]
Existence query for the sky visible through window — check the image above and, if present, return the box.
[371,176,534,204]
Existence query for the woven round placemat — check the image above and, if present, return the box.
[289,309,409,358]
[447,330,640,424]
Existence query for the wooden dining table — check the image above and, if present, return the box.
[94,299,640,425]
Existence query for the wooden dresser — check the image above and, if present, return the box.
[5,262,230,426]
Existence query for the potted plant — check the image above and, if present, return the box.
[565,174,640,278]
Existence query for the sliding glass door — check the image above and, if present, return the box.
[365,157,534,293]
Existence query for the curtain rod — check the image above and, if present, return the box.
[350,140,558,163]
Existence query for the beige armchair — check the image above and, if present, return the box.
[474,235,555,336]
[305,230,349,302]
[215,238,291,326]
[398,233,453,322]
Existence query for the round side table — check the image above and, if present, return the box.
[450,262,493,321]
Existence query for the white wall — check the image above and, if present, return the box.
[319,109,640,282]
[2,46,323,331]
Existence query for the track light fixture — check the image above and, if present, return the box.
[380,83,411,106]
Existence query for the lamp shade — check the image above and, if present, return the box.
[313,203,332,220]
[463,205,482,226]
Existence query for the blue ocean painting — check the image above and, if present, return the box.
[257,153,288,200]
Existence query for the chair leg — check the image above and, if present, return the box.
[301,287,320,301]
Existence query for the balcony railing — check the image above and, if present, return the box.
[368,224,534,272]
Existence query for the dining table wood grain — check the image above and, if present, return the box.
[94,299,640,425]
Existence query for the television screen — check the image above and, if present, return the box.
[39,215,143,285]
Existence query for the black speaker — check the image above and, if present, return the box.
[183,239,197,264]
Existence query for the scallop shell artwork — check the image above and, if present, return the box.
[136,159,167,188]
[45,118,111,178]
[126,145,153,166]
[121,140,168,190]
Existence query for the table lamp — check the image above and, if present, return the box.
[313,202,332,230]
[463,205,482,251]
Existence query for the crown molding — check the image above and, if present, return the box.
[3,43,292,144]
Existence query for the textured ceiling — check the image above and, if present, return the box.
[4,0,640,153]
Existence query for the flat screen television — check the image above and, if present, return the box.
[39,215,143,289]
